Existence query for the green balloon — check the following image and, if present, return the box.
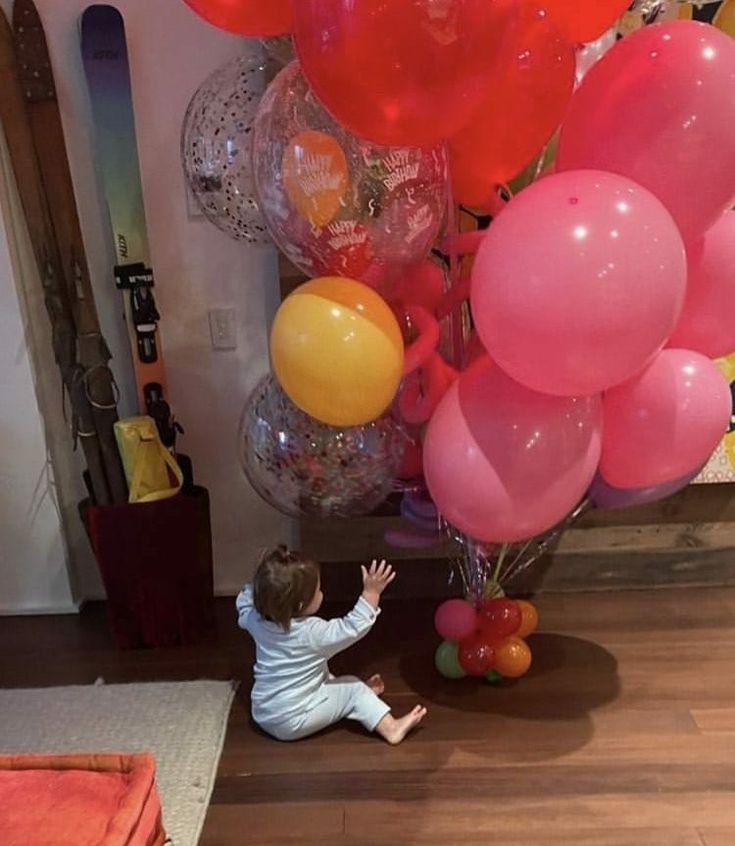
[485,669,503,685]
[435,640,466,680]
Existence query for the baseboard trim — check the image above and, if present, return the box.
[0,600,81,616]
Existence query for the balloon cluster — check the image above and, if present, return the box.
[434,597,539,682]
[181,1,735,550]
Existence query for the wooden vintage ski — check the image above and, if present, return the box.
[0,1,127,505]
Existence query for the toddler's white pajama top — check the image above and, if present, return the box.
[236,585,390,740]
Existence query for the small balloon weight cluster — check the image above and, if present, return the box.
[434,597,539,683]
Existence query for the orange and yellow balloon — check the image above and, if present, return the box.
[270,277,404,426]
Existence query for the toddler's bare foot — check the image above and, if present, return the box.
[376,705,427,745]
[366,674,385,696]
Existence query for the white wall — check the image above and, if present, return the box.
[0,129,76,614]
[0,0,292,607]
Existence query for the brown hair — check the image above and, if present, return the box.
[253,545,320,631]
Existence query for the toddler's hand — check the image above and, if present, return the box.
[361,559,396,608]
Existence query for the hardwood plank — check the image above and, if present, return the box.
[217,726,735,778]
[343,796,735,837]
[271,830,703,846]
[699,829,735,846]
[199,802,344,845]
[691,709,735,733]
[212,762,735,804]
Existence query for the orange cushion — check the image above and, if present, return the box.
[0,753,165,846]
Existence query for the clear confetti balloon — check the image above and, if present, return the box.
[239,375,406,518]
[181,54,273,244]
[252,61,448,289]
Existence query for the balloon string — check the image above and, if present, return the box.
[444,165,465,369]
[491,542,509,588]
[436,276,470,321]
[501,498,593,586]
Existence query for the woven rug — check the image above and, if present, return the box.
[0,680,236,846]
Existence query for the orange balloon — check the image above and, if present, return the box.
[282,130,349,228]
[494,636,532,678]
[516,600,539,639]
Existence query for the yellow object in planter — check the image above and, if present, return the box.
[114,416,183,504]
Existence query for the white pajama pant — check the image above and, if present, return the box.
[259,675,391,742]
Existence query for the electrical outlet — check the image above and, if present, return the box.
[208,308,237,350]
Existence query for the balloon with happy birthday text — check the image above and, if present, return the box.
[252,62,447,290]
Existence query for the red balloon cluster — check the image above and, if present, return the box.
[434,597,538,680]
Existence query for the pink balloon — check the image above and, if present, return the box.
[557,21,735,243]
[600,349,731,489]
[667,211,735,360]
[424,356,602,543]
[471,170,686,397]
[434,599,478,642]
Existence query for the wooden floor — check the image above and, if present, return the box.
[2,588,735,845]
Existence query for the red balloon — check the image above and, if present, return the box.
[291,0,512,147]
[458,633,496,676]
[542,0,629,43]
[182,0,291,36]
[600,349,732,489]
[478,598,522,641]
[449,2,575,207]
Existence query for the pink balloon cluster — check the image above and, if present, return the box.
[423,21,734,545]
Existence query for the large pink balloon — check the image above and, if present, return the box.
[423,356,602,543]
[557,21,735,243]
[667,212,735,359]
[600,349,731,489]
[471,170,686,397]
